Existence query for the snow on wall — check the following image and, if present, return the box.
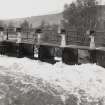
[0,55,105,102]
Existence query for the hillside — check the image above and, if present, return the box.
[3,13,63,28]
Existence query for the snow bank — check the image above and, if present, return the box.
[0,55,105,101]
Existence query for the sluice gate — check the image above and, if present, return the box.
[0,27,105,67]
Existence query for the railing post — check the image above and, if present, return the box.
[36,29,42,44]
[15,28,22,57]
[7,28,8,40]
[0,31,4,41]
[16,28,22,43]
[59,29,66,47]
[16,32,22,43]
[0,27,4,41]
[89,30,96,49]
[87,30,97,63]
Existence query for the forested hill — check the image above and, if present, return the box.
[3,13,63,28]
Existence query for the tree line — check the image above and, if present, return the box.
[0,0,101,32]
[62,0,100,31]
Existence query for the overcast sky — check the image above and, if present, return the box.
[0,0,104,19]
[0,0,73,19]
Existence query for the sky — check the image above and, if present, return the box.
[0,0,104,20]
[0,0,73,20]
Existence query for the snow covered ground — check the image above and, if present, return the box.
[0,55,105,105]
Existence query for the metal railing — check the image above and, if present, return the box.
[0,28,105,48]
